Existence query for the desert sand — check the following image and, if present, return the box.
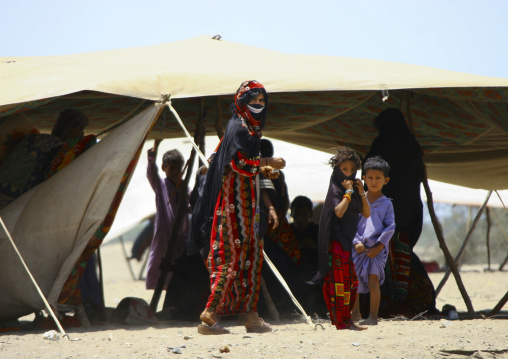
[1,242,507,359]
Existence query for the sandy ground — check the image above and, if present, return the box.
[1,242,507,359]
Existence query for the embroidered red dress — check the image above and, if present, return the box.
[206,135,263,315]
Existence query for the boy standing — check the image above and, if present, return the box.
[351,156,395,325]
[146,140,189,291]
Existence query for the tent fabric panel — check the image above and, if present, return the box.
[0,105,159,321]
[3,36,508,108]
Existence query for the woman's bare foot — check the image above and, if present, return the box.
[200,308,218,326]
[245,311,263,327]
[347,322,368,331]
[351,312,362,322]
[359,317,378,326]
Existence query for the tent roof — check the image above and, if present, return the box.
[2,35,508,189]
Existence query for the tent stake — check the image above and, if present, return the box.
[422,169,476,318]
[0,215,69,339]
[435,191,492,295]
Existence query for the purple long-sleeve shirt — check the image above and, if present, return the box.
[353,195,395,248]
[352,195,395,293]
[145,148,189,290]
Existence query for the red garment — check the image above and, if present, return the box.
[205,150,263,315]
[322,241,358,329]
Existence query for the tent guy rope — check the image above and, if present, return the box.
[0,215,69,339]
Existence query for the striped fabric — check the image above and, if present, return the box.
[322,240,358,329]
[205,151,263,315]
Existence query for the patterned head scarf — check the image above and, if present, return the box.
[234,80,268,137]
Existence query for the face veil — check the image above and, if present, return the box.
[233,80,268,137]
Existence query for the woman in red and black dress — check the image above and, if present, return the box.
[191,81,285,335]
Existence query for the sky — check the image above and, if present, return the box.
[2,0,508,233]
[2,1,508,78]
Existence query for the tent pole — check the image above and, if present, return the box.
[96,248,105,312]
[488,199,508,271]
[487,290,508,317]
[422,168,476,317]
[150,98,204,312]
[0,215,69,339]
[260,277,280,322]
[435,191,491,295]
[499,252,508,271]
[486,207,492,271]
[149,146,196,312]
[119,235,137,281]
[490,193,508,271]
[198,98,206,167]
[215,96,224,139]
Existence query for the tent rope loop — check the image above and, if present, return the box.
[157,93,171,107]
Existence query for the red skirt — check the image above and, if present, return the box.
[322,240,358,329]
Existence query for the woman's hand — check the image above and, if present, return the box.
[260,166,280,179]
[267,157,286,170]
[268,207,279,229]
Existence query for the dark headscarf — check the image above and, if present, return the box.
[188,81,267,256]
[51,109,89,139]
[309,166,361,284]
[366,108,424,247]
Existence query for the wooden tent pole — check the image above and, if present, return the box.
[406,96,474,316]
[149,106,201,312]
[215,96,224,139]
[486,207,492,271]
[488,205,508,271]
[422,168,476,317]
[260,277,280,322]
[197,98,206,168]
[96,248,105,311]
[499,252,508,271]
[487,290,508,317]
[435,191,491,296]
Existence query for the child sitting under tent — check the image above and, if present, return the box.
[0,109,95,209]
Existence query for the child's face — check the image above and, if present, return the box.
[162,161,183,183]
[362,169,389,194]
[292,206,312,231]
[339,160,357,178]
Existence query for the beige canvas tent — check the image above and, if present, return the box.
[1,35,508,321]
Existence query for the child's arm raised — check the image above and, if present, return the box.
[152,139,162,153]
[334,179,354,218]
[354,179,370,218]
